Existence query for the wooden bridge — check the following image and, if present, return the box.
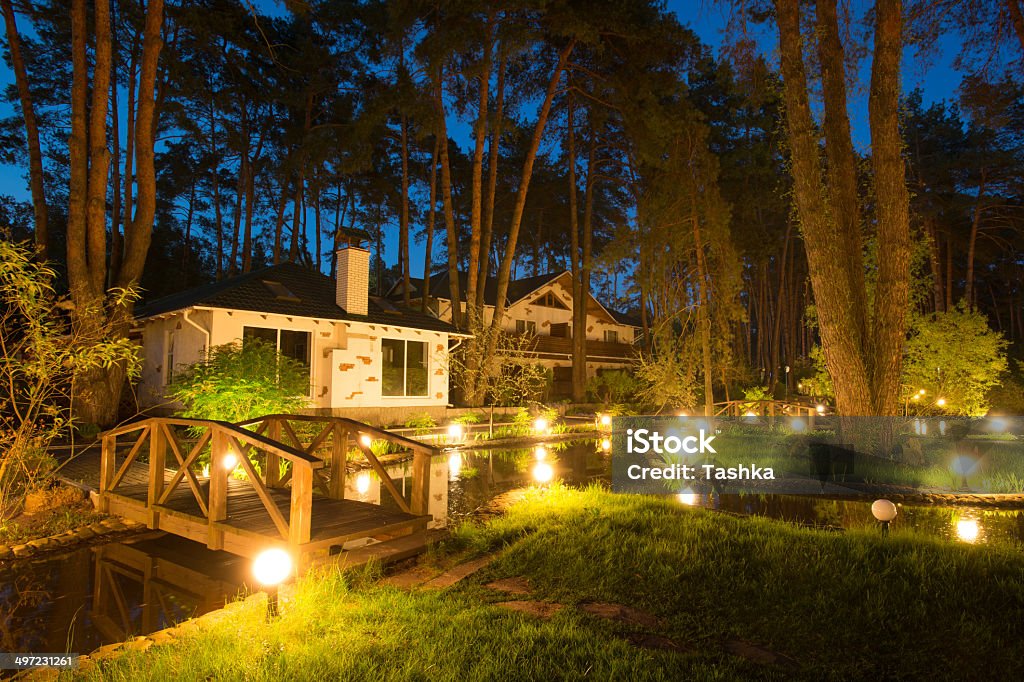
[58,415,440,569]
[714,399,825,423]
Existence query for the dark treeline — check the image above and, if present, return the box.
[1,0,1023,420]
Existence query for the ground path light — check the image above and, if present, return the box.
[600,438,611,452]
[447,423,465,443]
[871,499,898,536]
[533,417,550,435]
[597,414,612,430]
[222,449,239,471]
[253,547,293,619]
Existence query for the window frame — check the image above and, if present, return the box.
[380,337,430,398]
[164,330,175,386]
[242,325,314,397]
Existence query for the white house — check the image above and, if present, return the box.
[133,240,465,420]
[388,270,642,397]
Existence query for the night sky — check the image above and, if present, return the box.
[0,1,978,277]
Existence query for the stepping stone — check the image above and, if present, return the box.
[618,632,689,652]
[724,638,796,667]
[580,602,662,629]
[485,577,532,595]
[496,600,563,618]
[380,566,435,589]
[422,556,495,589]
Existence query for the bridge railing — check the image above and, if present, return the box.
[99,417,323,547]
[235,414,440,517]
[714,400,821,423]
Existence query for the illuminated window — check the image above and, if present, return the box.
[604,330,619,343]
[243,326,312,393]
[382,339,428,397]
[533,291,569,309]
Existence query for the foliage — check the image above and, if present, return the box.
[802,345,835,399]
[631,329,699,412]
[166,339,309,424]
[585,370,641,404]
[0,240,141,521]
[403,413,437,435]
[449,322,549,407]
[901,304,1008,416]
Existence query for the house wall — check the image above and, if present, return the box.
[137,307,451,412]
[434,275,638,344]
[136,309,213,409]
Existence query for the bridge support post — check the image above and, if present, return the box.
[147,425,166,529]
[99,435,116,513]
[266,418,281,488]
[410,450,431,516]
[289,464,313,547]
[208,428,229,550]
[328,424,347,500]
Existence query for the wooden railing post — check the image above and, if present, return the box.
[410,449,431,515]
[208,427,229,550]
[266,418,281,488]
[289,464,312,546]
[147,424,166,528]
[99,434,116,513]
[328,424,347,500]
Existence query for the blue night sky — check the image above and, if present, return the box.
[0,1,974,277]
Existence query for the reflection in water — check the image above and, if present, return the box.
[0,534,249,655]
[956,517,981,543]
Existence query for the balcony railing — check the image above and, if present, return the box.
[517,334,636,359]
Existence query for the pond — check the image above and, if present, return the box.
[2,438,1022,655]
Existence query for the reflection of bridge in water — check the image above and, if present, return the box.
[90,535,248,642]
[57,415,444,572]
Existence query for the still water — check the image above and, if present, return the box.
[2,439,1022,655]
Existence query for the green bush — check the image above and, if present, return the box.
[404,413,437,434]
[167,339,309,424]
[586,370,641,404]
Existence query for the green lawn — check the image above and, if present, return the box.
[75,486,1024,681]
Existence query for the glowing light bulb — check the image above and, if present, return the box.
[359,435,372,448]
[533,417,549,434]
[223,451,239,470]
[252,548,292,586]
[677,490,699,506]
[936,397,947,407]
[816,404,826,414]
[600,438,611,451]
[447,423,465,441]
[599,414,612,428]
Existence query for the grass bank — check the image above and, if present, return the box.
[74,486,1024,681]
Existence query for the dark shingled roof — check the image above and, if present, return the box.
[135,262,460,334]
[396,271,565,307]
[393,270,642,328]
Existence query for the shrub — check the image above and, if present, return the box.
[586,370,641,404]
[0,239,140,520]
[167,339,309,424]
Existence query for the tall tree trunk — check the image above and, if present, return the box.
[488,40,575,337]
[118,0,165,289]
[774,0,873,415]
[242,160,256,273]
[579,130,596,395]
[868,0,912,417]
[66,0,91,304]
[434,67,462,328]
[692,215,714,417]
[400,115,411,306]
[2,0,47,256]
[567,92,585,402]
[478,47,506,312]
[466,14,494,324]
[423,135,439,313]
[965,169,986,308]
[816,0,868,353]
[273,177,288,265]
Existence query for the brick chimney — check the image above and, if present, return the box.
[335,245,369,316]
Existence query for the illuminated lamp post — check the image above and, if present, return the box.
[871,499,898,536]
[253,547,293,619]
